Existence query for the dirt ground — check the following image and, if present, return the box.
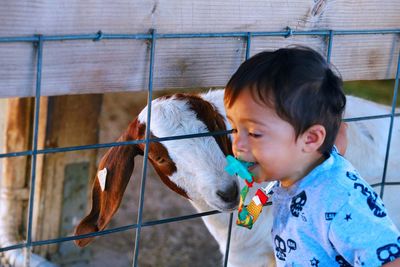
[72,90,222,267]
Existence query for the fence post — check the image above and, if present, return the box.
[29,94,102,264]
[0,98,57,266]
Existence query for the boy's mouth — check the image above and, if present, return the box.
[246,162,257,172]
[239,159,255,169]
[234,157,257,176]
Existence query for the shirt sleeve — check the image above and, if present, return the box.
[328,186,400,266]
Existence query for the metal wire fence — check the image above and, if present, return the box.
[0,27,399,267]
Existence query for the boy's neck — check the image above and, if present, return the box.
[280,153,326,188]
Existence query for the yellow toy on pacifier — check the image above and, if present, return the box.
[225,155,276,229]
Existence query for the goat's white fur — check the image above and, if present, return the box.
[138,89,399,267]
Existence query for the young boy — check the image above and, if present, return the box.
[224,46,400,266]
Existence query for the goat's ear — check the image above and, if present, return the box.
[74,119,145,247]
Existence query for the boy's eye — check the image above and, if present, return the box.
[231,128,238,134]
[249,132,262,138]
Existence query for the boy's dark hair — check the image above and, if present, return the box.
[224,46,346,154]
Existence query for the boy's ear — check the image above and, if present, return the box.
[301,124,326,153]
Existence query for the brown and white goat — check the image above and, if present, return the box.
[74,89,399,267]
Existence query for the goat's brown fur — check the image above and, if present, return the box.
[75,119,144,247]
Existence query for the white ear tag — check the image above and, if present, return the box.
[98,168,107,191]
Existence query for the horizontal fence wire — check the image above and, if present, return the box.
[0,210,221,253]
[1,28,400,43]
[0,27,399,267]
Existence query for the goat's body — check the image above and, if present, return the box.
[76,89,399,267]
[344,95,399,185]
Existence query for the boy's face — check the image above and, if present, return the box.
[225,89,306,186]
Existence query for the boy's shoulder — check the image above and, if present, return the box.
[273,149,400,265]
[275,148,378,213]
[327,154,399,265]
[318,148,364,185]
[299,149,373,210]
[303,148,359,189]
[310,149,390,221]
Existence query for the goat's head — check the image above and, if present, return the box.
[74,91,238,247]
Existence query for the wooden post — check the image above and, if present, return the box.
[31,94,102,263]
[0,97,34,237]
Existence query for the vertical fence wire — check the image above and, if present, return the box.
[380,47,400,198]
[222,31,254,267]
[132,29,157,267]
[24,34,44,267]
[326,30,334,64]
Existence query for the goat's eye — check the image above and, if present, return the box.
[155,156,166,164]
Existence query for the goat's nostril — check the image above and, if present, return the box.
[217,184,239,203]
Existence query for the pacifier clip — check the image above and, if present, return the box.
[225,155,277,229]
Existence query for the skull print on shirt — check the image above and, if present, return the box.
[377,241,400,264]
[274,235,298,261]
[290,190,307,217]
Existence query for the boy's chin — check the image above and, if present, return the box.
[252,170,273,183]
[254,177,269,184]
[248,165,261,182]
[252,173,266,183]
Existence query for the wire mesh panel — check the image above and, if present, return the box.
[0,28,399,267]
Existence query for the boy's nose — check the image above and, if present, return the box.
[233,135,248,157]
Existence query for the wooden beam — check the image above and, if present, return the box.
[1,1,399,36]
[0,1,399,98]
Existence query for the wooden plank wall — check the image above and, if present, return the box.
[0,0,399,98]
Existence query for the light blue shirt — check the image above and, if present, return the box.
[271,147,400,266]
